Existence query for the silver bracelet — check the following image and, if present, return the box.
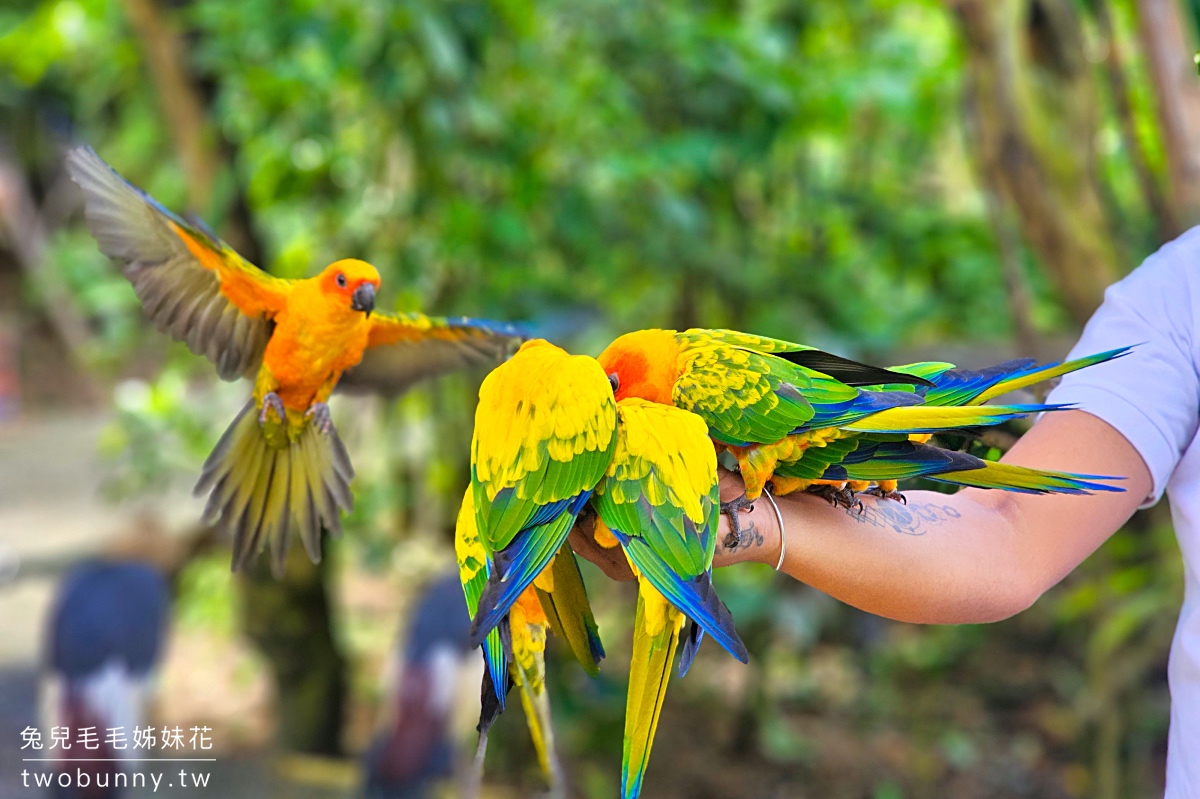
[763,488,787,571]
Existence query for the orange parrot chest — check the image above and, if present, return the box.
[260,297,371,410]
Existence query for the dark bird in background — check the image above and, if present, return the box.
[363,571,473,799]
[44,560,169,799]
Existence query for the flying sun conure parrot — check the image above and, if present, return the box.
[67,147,524,575]
[590,397,748,799]
[597,329,1125,544]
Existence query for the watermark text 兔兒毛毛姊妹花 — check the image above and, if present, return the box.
[17,724,215,793]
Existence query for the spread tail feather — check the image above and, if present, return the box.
[196,402,353,576]
[622,584,684,799]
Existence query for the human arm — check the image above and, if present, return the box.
[571,409,1150,624]
[714,409,1150,624]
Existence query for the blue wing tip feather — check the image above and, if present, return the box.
[612,529,748,664]
[447,315,531,340]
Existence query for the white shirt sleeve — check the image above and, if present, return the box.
[1046,228,1200,506]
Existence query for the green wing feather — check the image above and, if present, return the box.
[591,399,719,577]
[674,330,863,446]
[772,435,869,481]
[471,341,618,554]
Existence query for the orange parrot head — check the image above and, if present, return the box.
[319,259,381,316]
[596,329,681,405]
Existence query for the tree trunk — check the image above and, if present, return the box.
[950,0,1122,326]
[118,0,261,260]
[1135,0,1200,227]
[239,550,347,756]
[118,0,219,212]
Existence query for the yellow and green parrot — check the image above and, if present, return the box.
[597,329,1124,542]
[464,340,750,799]
[590,398,748,799]
[459,339,614,792]
[467,339,618,653]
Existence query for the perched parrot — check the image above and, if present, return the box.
[467,339,617,652]
[590,398,748,799]
[597,329,1125,543]
[67,147,524,574]
[458,340,613,792]
[466,341,749,798]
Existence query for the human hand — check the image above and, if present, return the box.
[567,468,784,576]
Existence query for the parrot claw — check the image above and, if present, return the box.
[259,392,286,425]
[305,402,333,435]
[809,484,864,514]
[720,494,755,550]
[864,485,907,505]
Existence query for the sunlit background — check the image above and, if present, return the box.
[1,0,1198,796]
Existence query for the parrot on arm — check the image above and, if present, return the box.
[466,339,617,649]
[459,339,613,790]
[589,398,749,799]
[464,341,755,798]
[67,147,524,575]
[597,329,1125,544]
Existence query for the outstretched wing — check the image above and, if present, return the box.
[338,312,525,395]
[592,398,747,663]
[66,147,289,380]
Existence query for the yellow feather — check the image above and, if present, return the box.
[473,340,616,499]
[607,399,717,525]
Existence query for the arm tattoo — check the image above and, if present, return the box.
[718,517,766,557]
[846,499,960,536]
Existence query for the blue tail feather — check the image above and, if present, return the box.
[613,530,748,664]
[469,491,592,647]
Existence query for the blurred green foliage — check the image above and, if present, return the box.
[0,0,1184,795]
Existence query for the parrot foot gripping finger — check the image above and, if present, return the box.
[864,485,907,504]
[305,401,333,435]
[259,392,286,425]
[720,494,755,550]
[809,484,864,514]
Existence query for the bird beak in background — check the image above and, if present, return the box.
[351,283,376,315]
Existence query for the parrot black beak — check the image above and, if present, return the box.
[351,283,376,315]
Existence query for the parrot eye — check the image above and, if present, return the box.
[608,372,620,392]
[336,272,348,288]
